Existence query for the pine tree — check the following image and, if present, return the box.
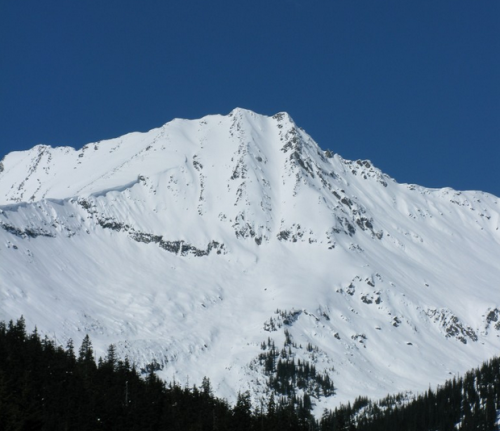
[78,334,94,364]
[233,391,253,431]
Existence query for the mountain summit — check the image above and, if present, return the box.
[1,109,499,412]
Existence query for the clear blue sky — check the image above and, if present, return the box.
[1,1,499,196]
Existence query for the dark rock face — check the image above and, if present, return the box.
[427,309,478,344]
[0,222,54,238]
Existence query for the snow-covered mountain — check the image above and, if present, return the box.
[1,108,499,412]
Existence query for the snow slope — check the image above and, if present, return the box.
[1,108,500,412]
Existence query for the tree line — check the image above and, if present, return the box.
[0,317,314,430]
[1,317,500,430]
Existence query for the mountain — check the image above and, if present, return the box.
[1,108,499,413]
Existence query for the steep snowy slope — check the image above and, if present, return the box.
[1,108,500,412]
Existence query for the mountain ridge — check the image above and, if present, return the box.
[1,108,499,413]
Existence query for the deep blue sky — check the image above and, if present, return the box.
[1,1,499,196]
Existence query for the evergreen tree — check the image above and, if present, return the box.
[233,391,253,431]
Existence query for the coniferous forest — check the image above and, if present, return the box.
[1,317,500,431]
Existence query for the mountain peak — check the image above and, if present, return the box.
[227,107,297,128]
[229,107,259,116]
